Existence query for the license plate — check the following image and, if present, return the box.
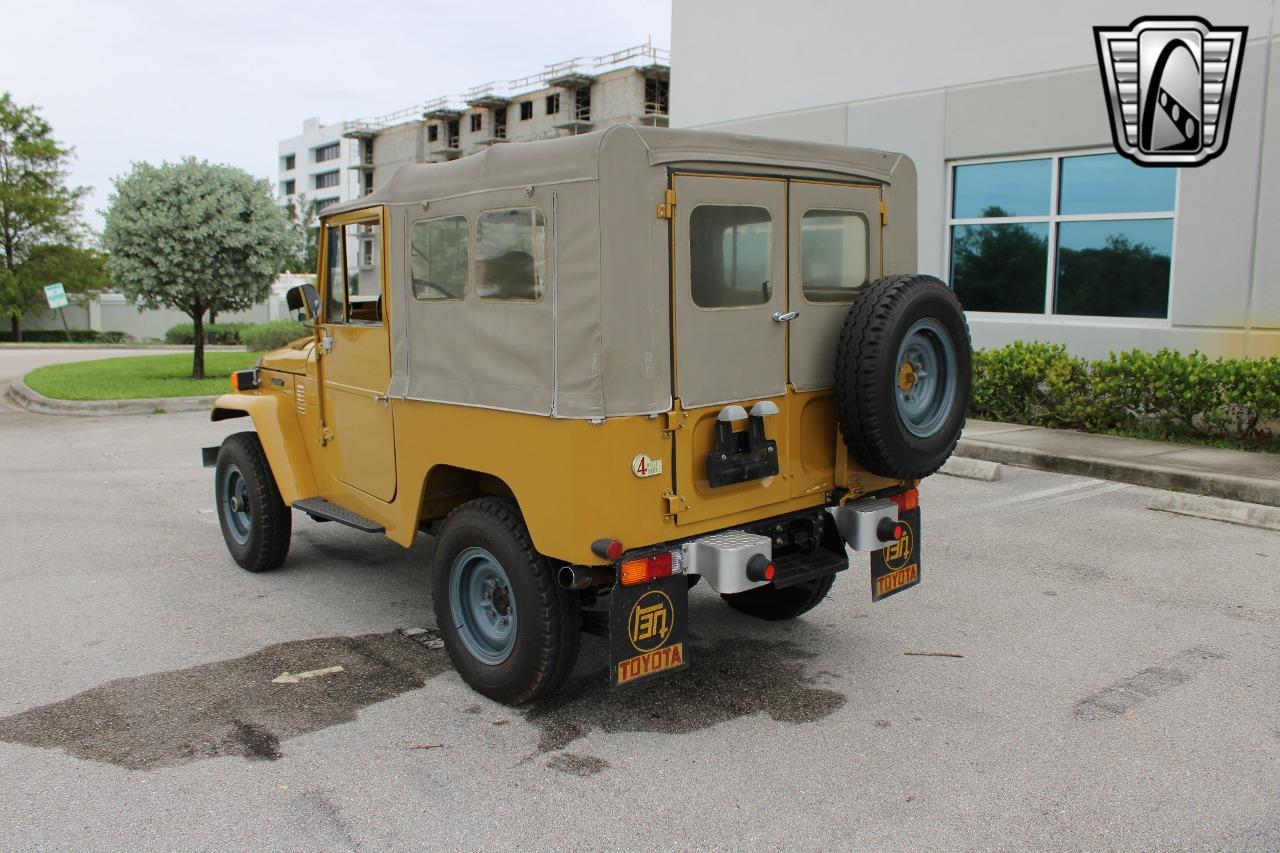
[609,574,689,687]
[870,506,921,601]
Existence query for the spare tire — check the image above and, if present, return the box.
[835,274,972,479]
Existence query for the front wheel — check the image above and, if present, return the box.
[721,573,836,621]
[214,432,291,572]
[431,498,580,705]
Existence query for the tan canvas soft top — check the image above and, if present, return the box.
[326,125,916,419]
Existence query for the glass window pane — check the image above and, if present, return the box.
[1055,219,1172,318]
[325,226,346,323]
[476,208,546,301]
[690,205,773,308]
[347,222,382,323]
[411,216,469,300]
[801,209,868,302]
[1059,153,1177,214]
[952,159,1051,218]
[950,222,1049,313]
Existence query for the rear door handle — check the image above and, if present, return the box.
[772,311,799,323]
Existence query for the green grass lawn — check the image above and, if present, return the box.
[24,352,261,400]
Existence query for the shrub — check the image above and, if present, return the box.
[240,321,309,351]
[162,322,248,345]
[970,341,1280,446]
[0,329,133,343]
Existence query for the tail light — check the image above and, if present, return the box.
[889,488,919,512]
[619,551,675,586]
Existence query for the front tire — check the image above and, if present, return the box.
[214,432,291,572]
[721,573,836,621]
[431,498,580,705]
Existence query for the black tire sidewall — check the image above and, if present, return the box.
[214,432,290,572]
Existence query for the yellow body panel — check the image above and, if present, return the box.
[211,390,318,504]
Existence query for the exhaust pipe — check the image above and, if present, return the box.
[558,565,616,590]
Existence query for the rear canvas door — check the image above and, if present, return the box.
[786,180,882,391]
[672,174,788,409]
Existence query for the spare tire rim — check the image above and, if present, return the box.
[895,318,958,438]
[449,546,517,665]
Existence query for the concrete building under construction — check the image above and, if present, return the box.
[277,42,670,211]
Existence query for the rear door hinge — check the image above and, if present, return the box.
[662,490,688,517]
[657,187,676,220]
[880,199,889,226]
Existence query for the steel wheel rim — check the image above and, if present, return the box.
[894,318,958,438]
[448,546,517,665]
[221,465,252,545]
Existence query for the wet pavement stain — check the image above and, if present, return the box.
[0,632,449,770]
[1074,646,1226,720]
[546,753,610,776]
[526,636,846,752]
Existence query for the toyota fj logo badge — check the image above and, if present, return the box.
[1094,17,1247,167]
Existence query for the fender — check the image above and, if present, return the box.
[210,393,317,504]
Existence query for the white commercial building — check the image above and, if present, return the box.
[672,0,1279,358]
[276,116,364,214]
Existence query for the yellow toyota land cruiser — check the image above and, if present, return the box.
[204,126,971,705]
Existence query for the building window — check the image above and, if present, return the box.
[644,76,669,115]
[493,107,507,139]
[545,93,560,115]
[574,87,591,121]
[689,205,774,309]
[428,124,439,142]
[315,197,340,213]
[282,179,296,196]
[947,152,1176,319]
[476,207,547,301]
[314,170,340,190]
[470,113,483,133]
[283,153,296,171]
[410,216,469,301]
[363,171,374,195]
[447,119,460,147]
[519,101,533,121]
[315,142,340,163]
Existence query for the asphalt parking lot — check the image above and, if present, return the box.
[1,361,1278,850]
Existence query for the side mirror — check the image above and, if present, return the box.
[286,283,321,322]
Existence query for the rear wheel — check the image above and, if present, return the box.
[214,432,291,572]
[431,498,580,705]
[721,573,836,621]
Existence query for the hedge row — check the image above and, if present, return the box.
[970,341,1280,444]
[163,320,307,350]
[0,329,133,343]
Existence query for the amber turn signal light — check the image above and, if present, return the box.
[620,551,674,586]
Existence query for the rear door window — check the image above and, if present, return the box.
[800,209,869,302]
[689,205,773,308]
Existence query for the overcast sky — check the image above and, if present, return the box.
[1,0,672,235]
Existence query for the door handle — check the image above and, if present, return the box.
[772,311,800,323]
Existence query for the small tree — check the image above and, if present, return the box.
[280,192,320,275]
[102,159,291,378]
[0,91,87,340]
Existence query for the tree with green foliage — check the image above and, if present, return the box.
[102,158,291,378]
[281,192,320,275]
[0,91,88,340]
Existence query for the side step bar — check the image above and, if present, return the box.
[292,497,384,533]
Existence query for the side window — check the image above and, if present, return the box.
[411,216,469,300]
[324,219,383,324]
[689,205,773,308]
[325,225,346,322]
[476,207,547,301]
[800,209,869,302]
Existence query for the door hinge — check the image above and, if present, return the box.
[662,490,688,516]
[880,199,889,226]
[657,187,676,220]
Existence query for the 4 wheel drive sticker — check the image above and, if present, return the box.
[1094,17,1247,167]
[631,453,663,478]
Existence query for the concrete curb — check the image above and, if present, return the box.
[955,437,1280,508]
[7,377,215,417]
[939,457,1003,481]
[1148,492,1280,532]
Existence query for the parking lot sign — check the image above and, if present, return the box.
[44,283,68,309]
